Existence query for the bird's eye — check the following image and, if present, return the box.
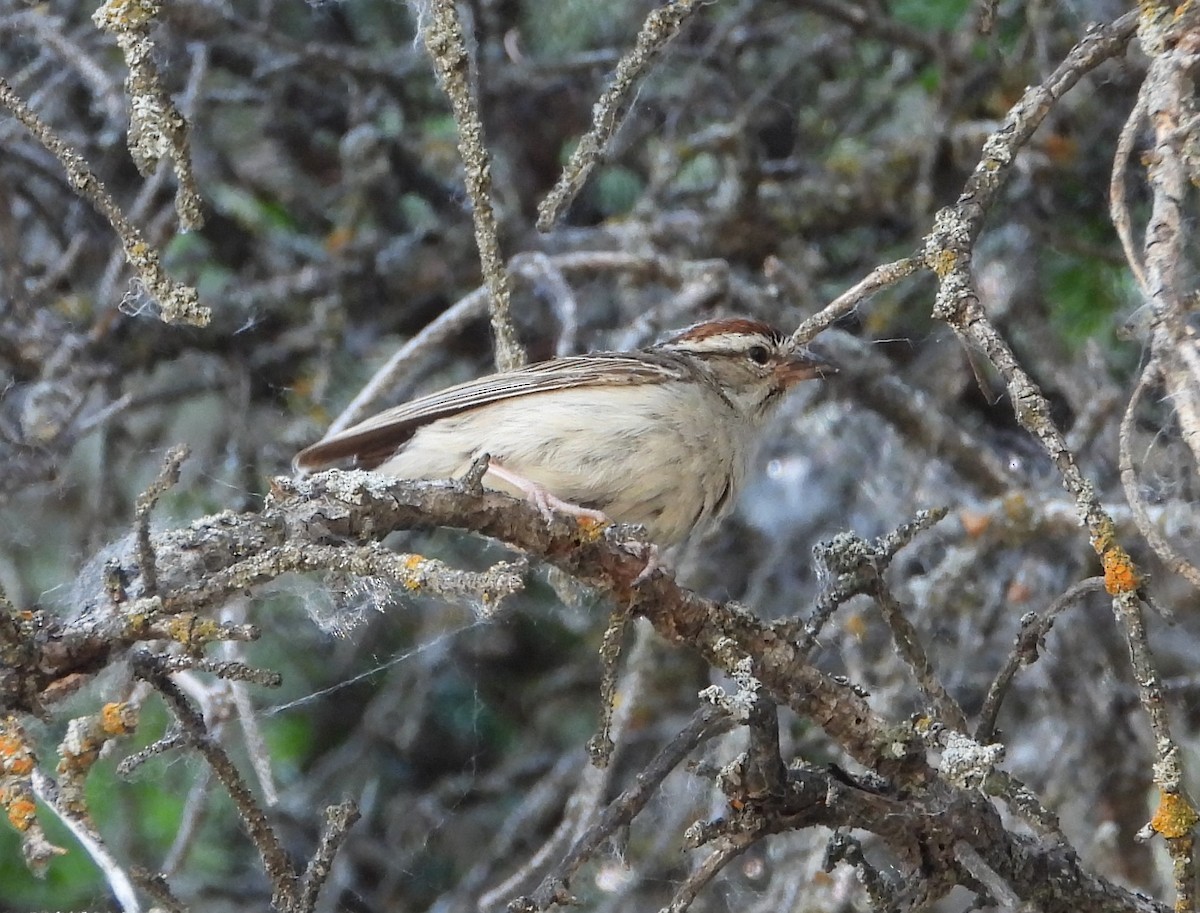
[747,345,770,365]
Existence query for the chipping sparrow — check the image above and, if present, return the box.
[294,317,833,545]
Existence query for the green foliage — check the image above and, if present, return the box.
[210,185,301,236]
[0,702,190,909]
[916,63,942,94]
[671,151,721,193]
[0,813,103,910]
[263,713,317,775]
[1045,249,1132,348]
[593,165,644,217]
[891,0,970,30]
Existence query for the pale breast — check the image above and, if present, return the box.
[375,379,754,544]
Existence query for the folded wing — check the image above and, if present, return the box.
[293,352,689,472]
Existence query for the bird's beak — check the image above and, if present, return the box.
[775,349,838,387]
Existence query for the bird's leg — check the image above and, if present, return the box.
[484,460,660,584]
[630,542,662,585]
[484,460,610,527]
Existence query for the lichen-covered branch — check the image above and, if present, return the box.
[0,78,206,325]
[420,0,524,371]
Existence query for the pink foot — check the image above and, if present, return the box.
[485,461,610,527]
[484,460,658,582]
[630,542,662,585]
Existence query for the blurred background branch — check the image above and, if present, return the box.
[4,1,1200,911]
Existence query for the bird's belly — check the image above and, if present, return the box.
[375,385,747,544]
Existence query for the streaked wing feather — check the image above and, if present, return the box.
[295,352,685,472]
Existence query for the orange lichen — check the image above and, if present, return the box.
[6,795,36,831]
[0,733,21,760]
[575,515,609,542]
[0,721,34,777]
[1150,790,1199,839]
[101,702,138,736]
[1102,546,1140,595]
[401,554,425,590]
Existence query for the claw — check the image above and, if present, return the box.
[630,542,662,585]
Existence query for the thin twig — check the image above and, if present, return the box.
[954,841,1023,910]
[1138,29,1200,478]
[130,867,187,913]
[922,7,1194,875]
[513,704,734,913]
[587,603,631,767]
[975,577,1106,743]
[421,0,524,371]
[798,508,948,655]
[31,769,142,913]
[536,0,705,230]
[93,0,205,229]
[133,445,189,598]
[484,623,660,909]
[296,800,360,913]
[792,255,921,344]
[662,831,759,913]
[0,78,207,325]
[794,0,943,56]
[1110,86,1149,294]
[132,653,299,907]
[870,572,968,733]
[824,831,900,911]
[160,767,213,876]
[1119,360,1200,589]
